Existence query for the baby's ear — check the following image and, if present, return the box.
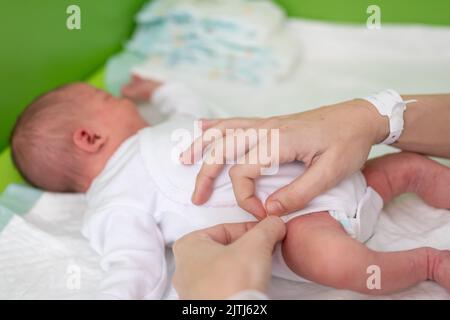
[73,128,106,153]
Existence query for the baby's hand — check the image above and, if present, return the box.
[121,75,163,103]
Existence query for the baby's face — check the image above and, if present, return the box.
[72,84,147,137]
[68,84,148,190]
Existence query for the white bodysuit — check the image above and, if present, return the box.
[82,83,384,299]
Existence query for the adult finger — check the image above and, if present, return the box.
[180,118,260,164]
[234,216,286,253]
[176,216,285,251]
[190,136,228,205]
[172,221,257,260]
[199,119,222,130]
[191,165,227,205]
[229,165,267,219]
[265,150,343,215]
[228,135,280,218]
[191,129,261,205]
[193,221,257,245]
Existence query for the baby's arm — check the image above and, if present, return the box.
[83,206,167,300]
[122,75,214,119]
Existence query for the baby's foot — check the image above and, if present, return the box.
[428,249,450,291]
[363,152,450,208]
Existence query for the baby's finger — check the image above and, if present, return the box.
[131,74,144,83]
[120,85,133,98]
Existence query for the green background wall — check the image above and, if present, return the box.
[0,0,146,152]
[277,0,450,25]
[1,0,450,152]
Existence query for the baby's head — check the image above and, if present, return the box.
[11,83,147,193]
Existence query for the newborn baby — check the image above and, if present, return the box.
[11,77,450,299]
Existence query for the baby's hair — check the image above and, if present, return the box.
[10,83,87,192]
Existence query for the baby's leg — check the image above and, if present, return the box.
[282,212,450,294]
[363,151,450,208]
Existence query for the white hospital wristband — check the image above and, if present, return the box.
[362,89,417,145]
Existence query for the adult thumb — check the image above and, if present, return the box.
[236,216,286,254]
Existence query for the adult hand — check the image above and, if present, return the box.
[180,100,389,218]
[172,216,286,300]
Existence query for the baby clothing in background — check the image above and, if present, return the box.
[106,0,300,95]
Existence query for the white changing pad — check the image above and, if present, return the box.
[1,192,449,299]
[1,18,450,299]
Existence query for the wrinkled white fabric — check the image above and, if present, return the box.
[83,82,383,299]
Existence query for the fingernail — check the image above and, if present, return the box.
[266,200,284,215]
[191,188,202,205]
[191,192,198,204]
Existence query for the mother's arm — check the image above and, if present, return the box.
[181,93,450,218]
[395,94,450,158]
